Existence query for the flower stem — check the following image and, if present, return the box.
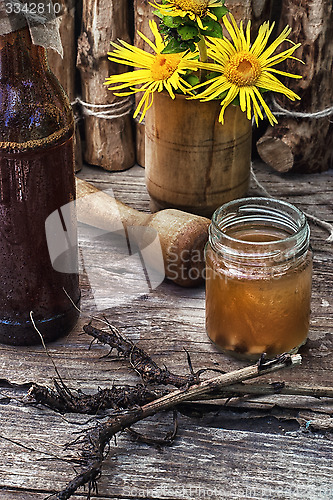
[197,35,208,63]
[197,35,207,83]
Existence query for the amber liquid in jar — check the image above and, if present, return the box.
[206,198,312,360]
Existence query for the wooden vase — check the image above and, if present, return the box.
[145,92,252,217]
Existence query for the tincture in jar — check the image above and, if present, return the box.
[205,198,312,360]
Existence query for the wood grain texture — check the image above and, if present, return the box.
[226,0,274,34]
[256,0,333,173]
[47,1,83,173]
[133,0,155,167]
[145,94,252,216]
[77,0,135,171]
[47,0,76,101]
[0,161,332,498]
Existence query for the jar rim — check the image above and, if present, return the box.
[210,197,310,263]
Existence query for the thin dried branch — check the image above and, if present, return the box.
[197,381,333,400]
[56,353,301,499]
[26,376,333,415]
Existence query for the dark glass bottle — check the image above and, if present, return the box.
[0,28,80,345]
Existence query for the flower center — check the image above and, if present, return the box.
[150,53,181,81]
[225,51,261,87]
[172,0,208,16]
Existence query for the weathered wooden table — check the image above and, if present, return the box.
[0,161,332,499]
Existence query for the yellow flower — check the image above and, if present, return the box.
[194,14,302,125]
[150,0,224,30]
[105,20,199,122]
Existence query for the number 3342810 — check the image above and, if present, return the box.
[5,2,62,15]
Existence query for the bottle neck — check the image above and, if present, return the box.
[0,27,48,79]
[0,26,73,153]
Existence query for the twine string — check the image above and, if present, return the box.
[71,96,134,120]
[271,96,333,120]
[250,164,333,243]
[71,94,333,121]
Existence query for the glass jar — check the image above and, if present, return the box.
[205,197,313,360]
[0,28,80,345]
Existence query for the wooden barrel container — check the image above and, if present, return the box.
[145,92,252,217]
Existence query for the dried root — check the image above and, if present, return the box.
[55,352,301,499]
[83,322,200,388]
[22,321,333,499]
[28,381,162,414]
[28,320,199,415]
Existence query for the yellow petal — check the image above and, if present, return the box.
[149,20,165,52]
[137,30,158,53]
[133,90,151,121]
[223,14,242,52]
[257,72,300,100]
[245,90,252,121]
[239,87,246,113]
[220,85,239,113]
[265,68,302,79]
[247,88,263,121]
[253,87,278,126]
[259,26,292,62]
[251,22,274,58]
[263,44,302,66]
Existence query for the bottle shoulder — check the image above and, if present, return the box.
[0,70,73,152]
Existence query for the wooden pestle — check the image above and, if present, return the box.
[75,178,210,287]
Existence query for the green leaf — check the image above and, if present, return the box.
[210,6,229,21]
[199,18,223,38]
[153,10,163,19]
[177,25,199,41]
[162,15,183,28]
[217,90,228,100]
[206,72,220,81]
[180,39,199,50]
[184,74,200,87]
[161,38,184,54]
[200,28,223,38]
[231,95,240,106]
[201,17,218,30]
[179,15,197,27]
